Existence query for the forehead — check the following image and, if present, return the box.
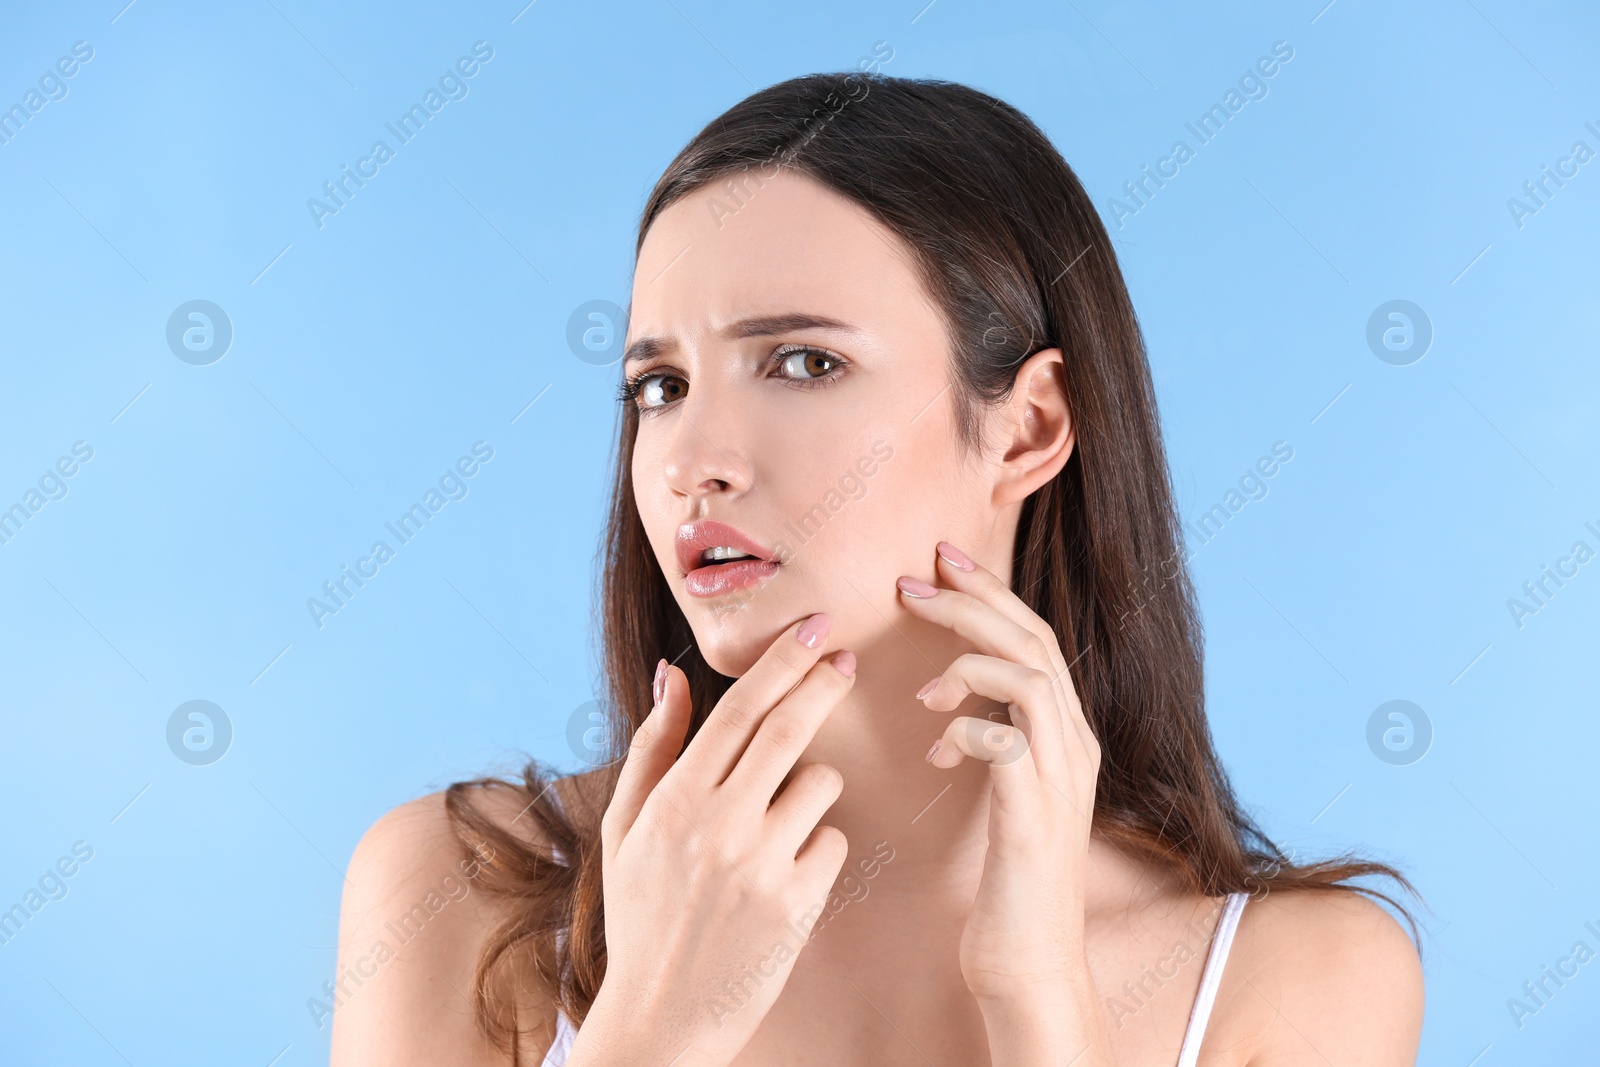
[627,169,934,349]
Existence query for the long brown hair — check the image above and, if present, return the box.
[446,71,1417,1055]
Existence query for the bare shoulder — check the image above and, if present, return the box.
[1214,887,1424,1066]
[328,780,570,1066]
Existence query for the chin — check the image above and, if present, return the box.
[689,613,784,678]
[676,576,817,677]
[697,641,764,679]
[669,565,881,678]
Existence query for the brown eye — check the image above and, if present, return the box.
[777,348,839,379]
[639,375,687,408]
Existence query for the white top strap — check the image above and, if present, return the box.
[542,1011,579,1067]
[1175,891,1249,1067]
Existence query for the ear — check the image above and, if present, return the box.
[991,347,1074,508]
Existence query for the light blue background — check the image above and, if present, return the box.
[1,0,1595,1063]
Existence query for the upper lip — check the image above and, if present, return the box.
[675,519,777,576]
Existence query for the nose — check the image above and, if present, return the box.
[660,401,754,502]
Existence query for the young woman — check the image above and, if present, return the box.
[329,72,1424,1066]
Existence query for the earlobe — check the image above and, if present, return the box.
[995,348,1073,506]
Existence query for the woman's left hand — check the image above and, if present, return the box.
[896,541,1104,1041]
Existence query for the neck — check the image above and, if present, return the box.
[796,620,1156,922]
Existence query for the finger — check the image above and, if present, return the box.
[765,761,844,858]
[933,541,1069,677]
[918,652,1070,782]
[926,542,1093,748]
[792,823,849,903]
[603,660,690,863]
[724,650,856,799]
[927,714,1040,811]
[897,579,1052,674]
[678,613,833,783]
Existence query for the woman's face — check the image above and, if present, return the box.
[624,168,1004,677]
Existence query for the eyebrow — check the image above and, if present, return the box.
[622,312,863,368]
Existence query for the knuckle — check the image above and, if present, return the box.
[804,762,844,795]
[952,592,983,623]
[811,824,848,859]
[769,638,813,676]
[749,862,789,900]
[718,699,759,733]
[643,784,687,830]
[1025,670,1055,701]
[961,715,992,746]
[819,666,855,701]
[951,652,983,677]
[796,663,851,708]
[761,714,807,753]
[1019,633,1050,664]
[626,720,657,757]
[680,825,720,867]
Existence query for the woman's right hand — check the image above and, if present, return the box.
[568,613,855,1067]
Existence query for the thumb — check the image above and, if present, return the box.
[604,660,691,861]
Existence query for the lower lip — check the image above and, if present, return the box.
[685,559,779,598]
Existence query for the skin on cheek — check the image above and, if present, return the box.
[631,446,674,584]
[629,408,993,677]
[775,414,981,650]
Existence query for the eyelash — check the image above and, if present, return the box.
[615,344,851,413]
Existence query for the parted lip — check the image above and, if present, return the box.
[675,519,777,576]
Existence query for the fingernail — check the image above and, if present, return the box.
[797,613,832,648]
[897,576,939,599]
[652,658,668,707]
[832,650,857,677]
[936,541,976,571]
[925,740,942,763]
[915,677,939,700]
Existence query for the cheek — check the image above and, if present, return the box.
[631,437,677,566]
[778,420,974,593]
